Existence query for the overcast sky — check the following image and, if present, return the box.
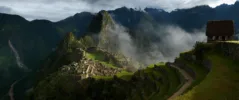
[0,0,237,22]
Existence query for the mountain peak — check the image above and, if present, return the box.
[87,11,114,34]
[66,32,75,40]
[73,12,92,17]
[57,32,76,52]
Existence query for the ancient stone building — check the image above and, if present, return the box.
[206,20,235,42]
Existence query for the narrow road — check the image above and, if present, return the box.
[8,80,19,100]
[8,40,29,100]
[167,64,193,100]
[8,40,29,71]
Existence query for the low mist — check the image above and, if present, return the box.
[106,21,206,68]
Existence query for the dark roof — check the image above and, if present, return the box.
[206,20,234,36]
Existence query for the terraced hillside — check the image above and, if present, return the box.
[27,11,187,99]
[27,28,239,100]
[31,61,185,100]
[27,10,239,100]
[173,42,239,100]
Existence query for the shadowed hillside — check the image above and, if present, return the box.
[1,2,239,99]
[27,10,239,100]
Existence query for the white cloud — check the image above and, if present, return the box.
[105,21,206,67]
[0,0,237,21]
[0,6,12,13]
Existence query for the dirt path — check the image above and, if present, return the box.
[167,64,193,100]
[8,40,29,71]
[8,80,19,100]
[8,76,26,100]
[8,40,30,100]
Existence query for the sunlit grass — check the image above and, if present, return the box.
[223,40,239,44]
[93,75,113,80]
[175,54,239,100]
[178,58,208,92]
[85,52,105,61]
[85,52,118,69]
[147,62,165,68]
[116,70,134,81]
[162,66,181,96]
[150,65,182,100]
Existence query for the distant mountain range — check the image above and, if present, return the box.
[1,1,239,99]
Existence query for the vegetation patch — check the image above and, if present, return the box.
[93,75,113,80]
[150,65,182,100]
[85,48,123,69]
[175,54,239,100]
[116,70,134,81]
[32,63,169,100]
[178,58,208,92]
[147,62,165,68]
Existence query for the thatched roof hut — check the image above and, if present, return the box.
[206,20,234,37]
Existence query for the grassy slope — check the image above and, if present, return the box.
[178,58,208,92]
[85,51,118,69]
[88,63,182,100]
[150,64,182,100]
[175,53,239,100]
[93,71,134,81]
[85,50,134,81]
[116,70,134,81]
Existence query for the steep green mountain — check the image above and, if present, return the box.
[32,62,183,100]
[30,38,239,100]
[173,42,239,100]
[29,10,239,100]
[29,37,182,100]
[0,45,24,98]
[1,1,239,73]
[108,7,146,29]
[0,13,29,97]
[0,12,94,98]
[86,11,142,68]
[28,11,146,99]
[0,11,94,70]
[55,12,94,37]
[0,13,64,97]
[27,11,239,99]
[1,2,239,99]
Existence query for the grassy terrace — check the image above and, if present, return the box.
[149,64,183,100]
[85,42,239,100]
[91,62,183,100]
[177,58,208,92]
[85,51,118,69]
[116,70,134,81]
[222,40,239,44]
[93,75,113,80]
[175,42,239,100]
[93,70,134,81]
[85,49,135,81]
[132,66,164,100]
[175,54,239,100]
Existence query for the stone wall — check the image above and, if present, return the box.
[174,58,196,79]
[214,42,239,61]
[79,57,123,79]
[61,57,123,79]
[172,42,239,80]
[176,42,239,72]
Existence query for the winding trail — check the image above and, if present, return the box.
[8,40,29,100]
[8,40,29,70]
[8,80,19,100]
[167,64,193,100]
